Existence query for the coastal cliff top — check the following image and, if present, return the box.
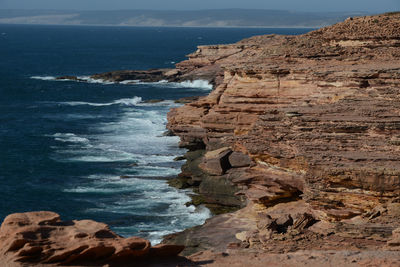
[168,11,400,259]
[308,12,400,40]
[183,13,400,73]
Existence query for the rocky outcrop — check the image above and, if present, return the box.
[4,12,400,267]
[167,13,400,218]
[56,39,248,86]
[164,13,400,258]
[0,211,184,266]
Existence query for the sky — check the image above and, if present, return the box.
[0,0,399,13]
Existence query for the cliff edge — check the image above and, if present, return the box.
[2,13,400,267]
[164,13,400,264]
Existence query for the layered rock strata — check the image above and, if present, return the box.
[3,13,400,267]
[164,13,400,256]
[167,13,400,217]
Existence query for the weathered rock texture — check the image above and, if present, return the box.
[164,12,400,260]
[188,249,400,267]
[167,13,400,218]
[4,12,400,267]
[0,211,184,266]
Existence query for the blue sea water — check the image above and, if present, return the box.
[0,25,311,243]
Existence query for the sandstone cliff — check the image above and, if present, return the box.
[3,13,400,267]
[164,13,400,262]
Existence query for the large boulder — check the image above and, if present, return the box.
[0,211,184,266]
[199,147,232,176]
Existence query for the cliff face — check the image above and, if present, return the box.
[165,14,400,256]
[168,14,400,219]
[2,13,400,267]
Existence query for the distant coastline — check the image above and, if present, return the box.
[0,9,370,28]
[0,23,318,29]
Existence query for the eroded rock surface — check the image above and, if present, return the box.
[4,12,400,267]
[0,211,184,266]
[167,13,400,219]
[164,12,400,262]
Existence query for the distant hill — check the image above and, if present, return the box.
[0,9,370,27]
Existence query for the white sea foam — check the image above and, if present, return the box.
[50,90,210,243]
[52,133,90,144]
[77,76,116,85]
[118,166,181,177]
[96,183,211,244]
[31,76,57,81]
[133,79,213,90]
[31,74,213,90]
[175,80,213,90]
[59,96,143,107]
[66,174,212,244]
[119,80,141,84]
[30,75,116,85]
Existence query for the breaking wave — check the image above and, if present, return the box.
[59,97,143,107]
[174,80,213,90]
[31,75,213,90]
[51,133,90,144]
[50,99,211,244]
[31,76,57,81]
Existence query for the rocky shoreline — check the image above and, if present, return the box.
[2,12,400,266]
[163,12,400,264]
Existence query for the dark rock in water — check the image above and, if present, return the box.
[167,176,192,189]
[174,155,186,161]
[163,130,175,136]
[56,75,81,81]
[91,69,175,83]
[185,194,205,207]
[144,99,164,103]
[120,175,135,179]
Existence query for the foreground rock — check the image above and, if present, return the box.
[189,249,400,267]
[0,211,184,266]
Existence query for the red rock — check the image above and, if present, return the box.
[0,211,183,266]
[167,13,400,218]
[150,244,185,257]
[163,13,400,264]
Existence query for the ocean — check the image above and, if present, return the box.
[0,25,311,243]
